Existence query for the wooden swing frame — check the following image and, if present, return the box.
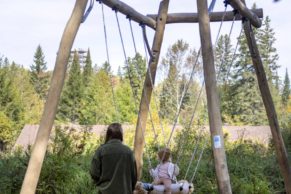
[20,0,291,193]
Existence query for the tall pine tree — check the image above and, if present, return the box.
[227,14,281,125]
[83,48,93,87]
[30,45,49,100]
[257,16,281,110]
[282,69,290,106]
[229,30,267,125]
[258,16,280,86]
[215,34,233,84]
[125,53,147,101]
[214,34,234,123]
[57,51,84,123]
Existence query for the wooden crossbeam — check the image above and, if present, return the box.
[100,0,156,29]
[100,0,263,29]
[147,9,263,24]
[228,0,262,27]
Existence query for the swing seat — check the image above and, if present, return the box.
[144,181,194,194]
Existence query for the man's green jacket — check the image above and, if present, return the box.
[90,139,137,194]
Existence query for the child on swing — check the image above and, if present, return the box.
[150,148,179,194]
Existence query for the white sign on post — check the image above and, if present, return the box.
[213,135,221,148]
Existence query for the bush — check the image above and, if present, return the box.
[0,151,29,194]
[0,126,101,194]
[0,111,15,149]
[141,125,285,193]
[37,127,99,194]
[0,124,287,193]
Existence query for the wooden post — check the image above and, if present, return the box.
[147,9,263,24]
[134,0,169,180]
[243,19,291,194]
[20,1,88,193]
[197,0,232,193]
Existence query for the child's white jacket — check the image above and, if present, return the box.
[150,162,180,182]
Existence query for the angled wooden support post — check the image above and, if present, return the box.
[197,0,232,193]
[20,1,88,193]
[243,19,291,194]
[134,0,169,180]
[228,0,262,28]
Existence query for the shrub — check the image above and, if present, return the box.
[0,150,29,193]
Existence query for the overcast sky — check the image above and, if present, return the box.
[0,0,290,81]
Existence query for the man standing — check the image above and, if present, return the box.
[90,123,137,194]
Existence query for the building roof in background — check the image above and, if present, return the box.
[14,124,272,150]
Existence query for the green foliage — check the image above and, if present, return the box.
[80,66,117,124]
[159,40,188,121]
[0,111,14,147]
[57,51,84,123]
[11,65,44,125]
[215,34,233,85]
[125,53,146,102]
[257,16,281,110]
[227,142,274,193]
[279,102,291,160]
[214,34,236,124]
[115,80,137,123]
[37,127,94,194]
[0,151,29,194]
[216,16,282,126]
[159,40,202,124]
[0,126,101,194]
[139,123,286,193]
[225,29,268,125]
[0,64,24,123]
[0,63,31,147]
[0,124,288,193]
